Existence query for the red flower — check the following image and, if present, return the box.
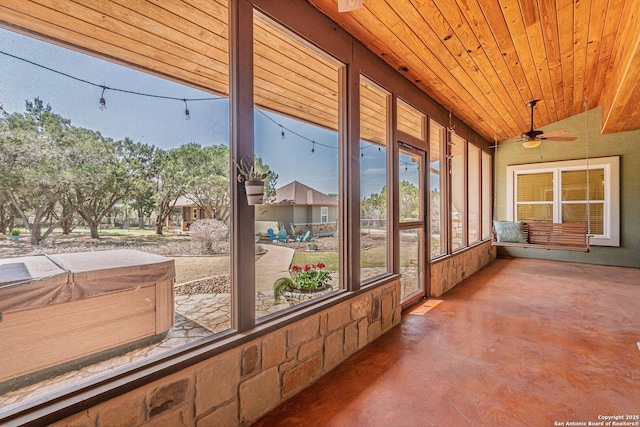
[291,265,302,272]
[303,264,312,271]
[316,262,325,268]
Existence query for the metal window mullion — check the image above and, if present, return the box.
[229,0,255,332]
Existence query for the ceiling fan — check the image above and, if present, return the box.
[521,99,577,148]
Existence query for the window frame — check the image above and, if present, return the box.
[506,156,620,246]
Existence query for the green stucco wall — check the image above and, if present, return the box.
[495,107,640,268]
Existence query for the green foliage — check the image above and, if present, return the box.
[10,228,20,236]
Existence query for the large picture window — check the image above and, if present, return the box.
[359,76,390,283]
[506,157,619,246]
[450,134,466,250]
[429,120,446,257]
[0,0,231,405]
[253,10,343,316]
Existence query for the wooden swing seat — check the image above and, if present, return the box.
[492,221,590,252]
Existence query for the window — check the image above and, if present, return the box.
[467,143,481,244]
[429,120,446,257]
[506,157,619,246]
[359,76,390,283]
[321,207,329,223]
[450,134,466,250]
[0,0,232,405]
[253,10,343,317]
[397,98,425,140]
[481,151,492,240]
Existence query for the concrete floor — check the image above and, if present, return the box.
[254,258,640,426]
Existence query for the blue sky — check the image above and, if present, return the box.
[0,28,395,196]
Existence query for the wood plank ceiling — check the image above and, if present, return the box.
[310,0,640,141]
[1,0,638,145]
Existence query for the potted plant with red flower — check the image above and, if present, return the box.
[274,262,332,302]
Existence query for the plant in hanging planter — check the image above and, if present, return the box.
[234,155,270,205]
[274,262,332,302]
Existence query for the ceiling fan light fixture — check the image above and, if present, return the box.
[522,139,542,149]
[338,0,363,12]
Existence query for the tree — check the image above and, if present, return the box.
[399,180,419,220]
[74,133,137,238]
[125,139,158,229]
[173,143,277,225]
[0,99,88,244]
[151,148,185,235]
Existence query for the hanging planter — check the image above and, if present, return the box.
[234,155,270,205]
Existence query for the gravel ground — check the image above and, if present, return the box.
[174,274,230,295]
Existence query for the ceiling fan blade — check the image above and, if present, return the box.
[542,136,578,141]
[540,130,568,137]
[338,0,363,12]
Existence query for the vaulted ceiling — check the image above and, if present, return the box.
[1,0,638,145]
[309,0,640,142]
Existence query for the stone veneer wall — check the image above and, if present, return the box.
[52,280,401,427]
[430,241,496,297]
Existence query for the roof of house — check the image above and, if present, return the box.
[270,181,338,206]
[173,194,198,207]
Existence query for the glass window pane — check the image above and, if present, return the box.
[562,169,605,201]
[561,169,605,234]
[451,134,466,250]
[0,1,231,405]
[400,228,422,301]
[562,202,604,234]
[397,98,424,140]
[481,151,492,240]
[517,172,554,202]
[399,150,421,222]
[429,120,445,257]
[468,143,480,244]
[253,11,342,316]
[517,204,554,221]
[360,77,389,282]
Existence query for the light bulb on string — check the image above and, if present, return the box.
[311,142,315,154]
[183,99,191,121]
[99,86,107,111]
[361,148,364,157]
[281,126,285,140]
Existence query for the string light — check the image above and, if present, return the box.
[0,50,224,120]
[183,99,191,121]
[311,142,315,154]
[99,86,107,111]
[281,126,285,140]
[360,148,364,157]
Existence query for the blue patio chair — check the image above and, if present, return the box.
[276,230,288,243]
[296,230,311,242]
[267,228,277,242]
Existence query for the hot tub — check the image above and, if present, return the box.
[0,250,174,392]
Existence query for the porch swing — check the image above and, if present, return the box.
[491,100,592,253]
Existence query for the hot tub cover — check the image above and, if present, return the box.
[0,250,175,314]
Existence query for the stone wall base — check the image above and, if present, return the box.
[430,241,496,297]
[52,280,402,427]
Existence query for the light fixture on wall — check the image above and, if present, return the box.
[522,139,541,149]
[338,0,363,12]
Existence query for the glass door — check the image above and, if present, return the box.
[398,143,426,305]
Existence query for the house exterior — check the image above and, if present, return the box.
[172,194,214,231]
[256,181,338,237]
